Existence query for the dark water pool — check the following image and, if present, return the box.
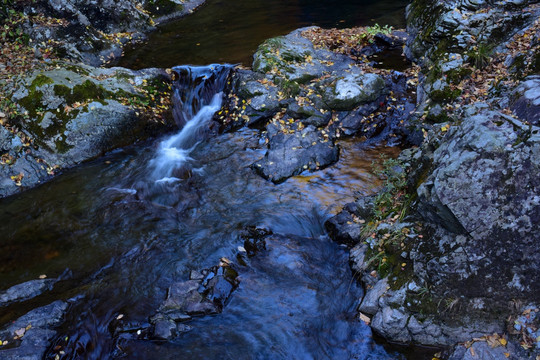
[118,0,408,69]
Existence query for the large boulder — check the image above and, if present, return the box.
[252,27,355,84]
[0,64,173,198]
[416,110,540,303]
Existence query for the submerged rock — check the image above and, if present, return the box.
[149,260,239,340]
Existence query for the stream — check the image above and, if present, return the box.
[0,0,436,359]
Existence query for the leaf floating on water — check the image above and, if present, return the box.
[38,274,47,279]
[116,314,124,320]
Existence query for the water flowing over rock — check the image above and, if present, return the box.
[150,64,232,182]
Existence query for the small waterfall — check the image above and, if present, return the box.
[149,64,232,182]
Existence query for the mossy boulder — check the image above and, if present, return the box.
[1,64,173,198]
[252,28,355,84]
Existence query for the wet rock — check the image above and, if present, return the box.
[371,307,411,343]
[349,243,371,275]
[189,270,204,281]
[241,226,271,257]
[358,278,388,315]
[253,125,339,183]
[150,260,240,339]
[204,274,234,305]
[153,319,176,340]
[0,301,68,360]
[324,209,363,246]
[161,280,218,316]
[0,279,56,306]
[286,102,331,127]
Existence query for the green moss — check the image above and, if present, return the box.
[18,90,44,118]
[31,74,54,89]
[445,66,472,83]
[278,79,301,97]
[54,136,74,154]
[430,87,461,102]
[254,37,289,73]
[72,80,109,103]
[281,50,306,63]
[64,65,91,76]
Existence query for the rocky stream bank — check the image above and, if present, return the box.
[1,0,539,359]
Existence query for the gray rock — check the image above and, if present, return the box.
[153,319,176,340]
[1,65,173,199]
[161,280,218,315]
[359,278,389,315]
[321,73,386,111]
[416,110,540,301]
[371,307,411,343]
[324,209,363,245]
[252,28,355,84]
[350,243,370,274]
[512,75,540,125]
[253,125,339,183]
[447,340,521,360]
[0,301,68,360]
[0,279,55,306]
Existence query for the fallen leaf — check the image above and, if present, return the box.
[14,328,25,337]
[359,312,371,325]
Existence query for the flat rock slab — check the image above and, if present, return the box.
[0,300,68,360]
[253,125,339,183]
[0,279,55,306]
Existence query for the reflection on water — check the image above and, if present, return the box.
[119,0,408,69]
[290,139,401,214]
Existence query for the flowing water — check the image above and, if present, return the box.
[0,65,415,359]
[0,0,438,358]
